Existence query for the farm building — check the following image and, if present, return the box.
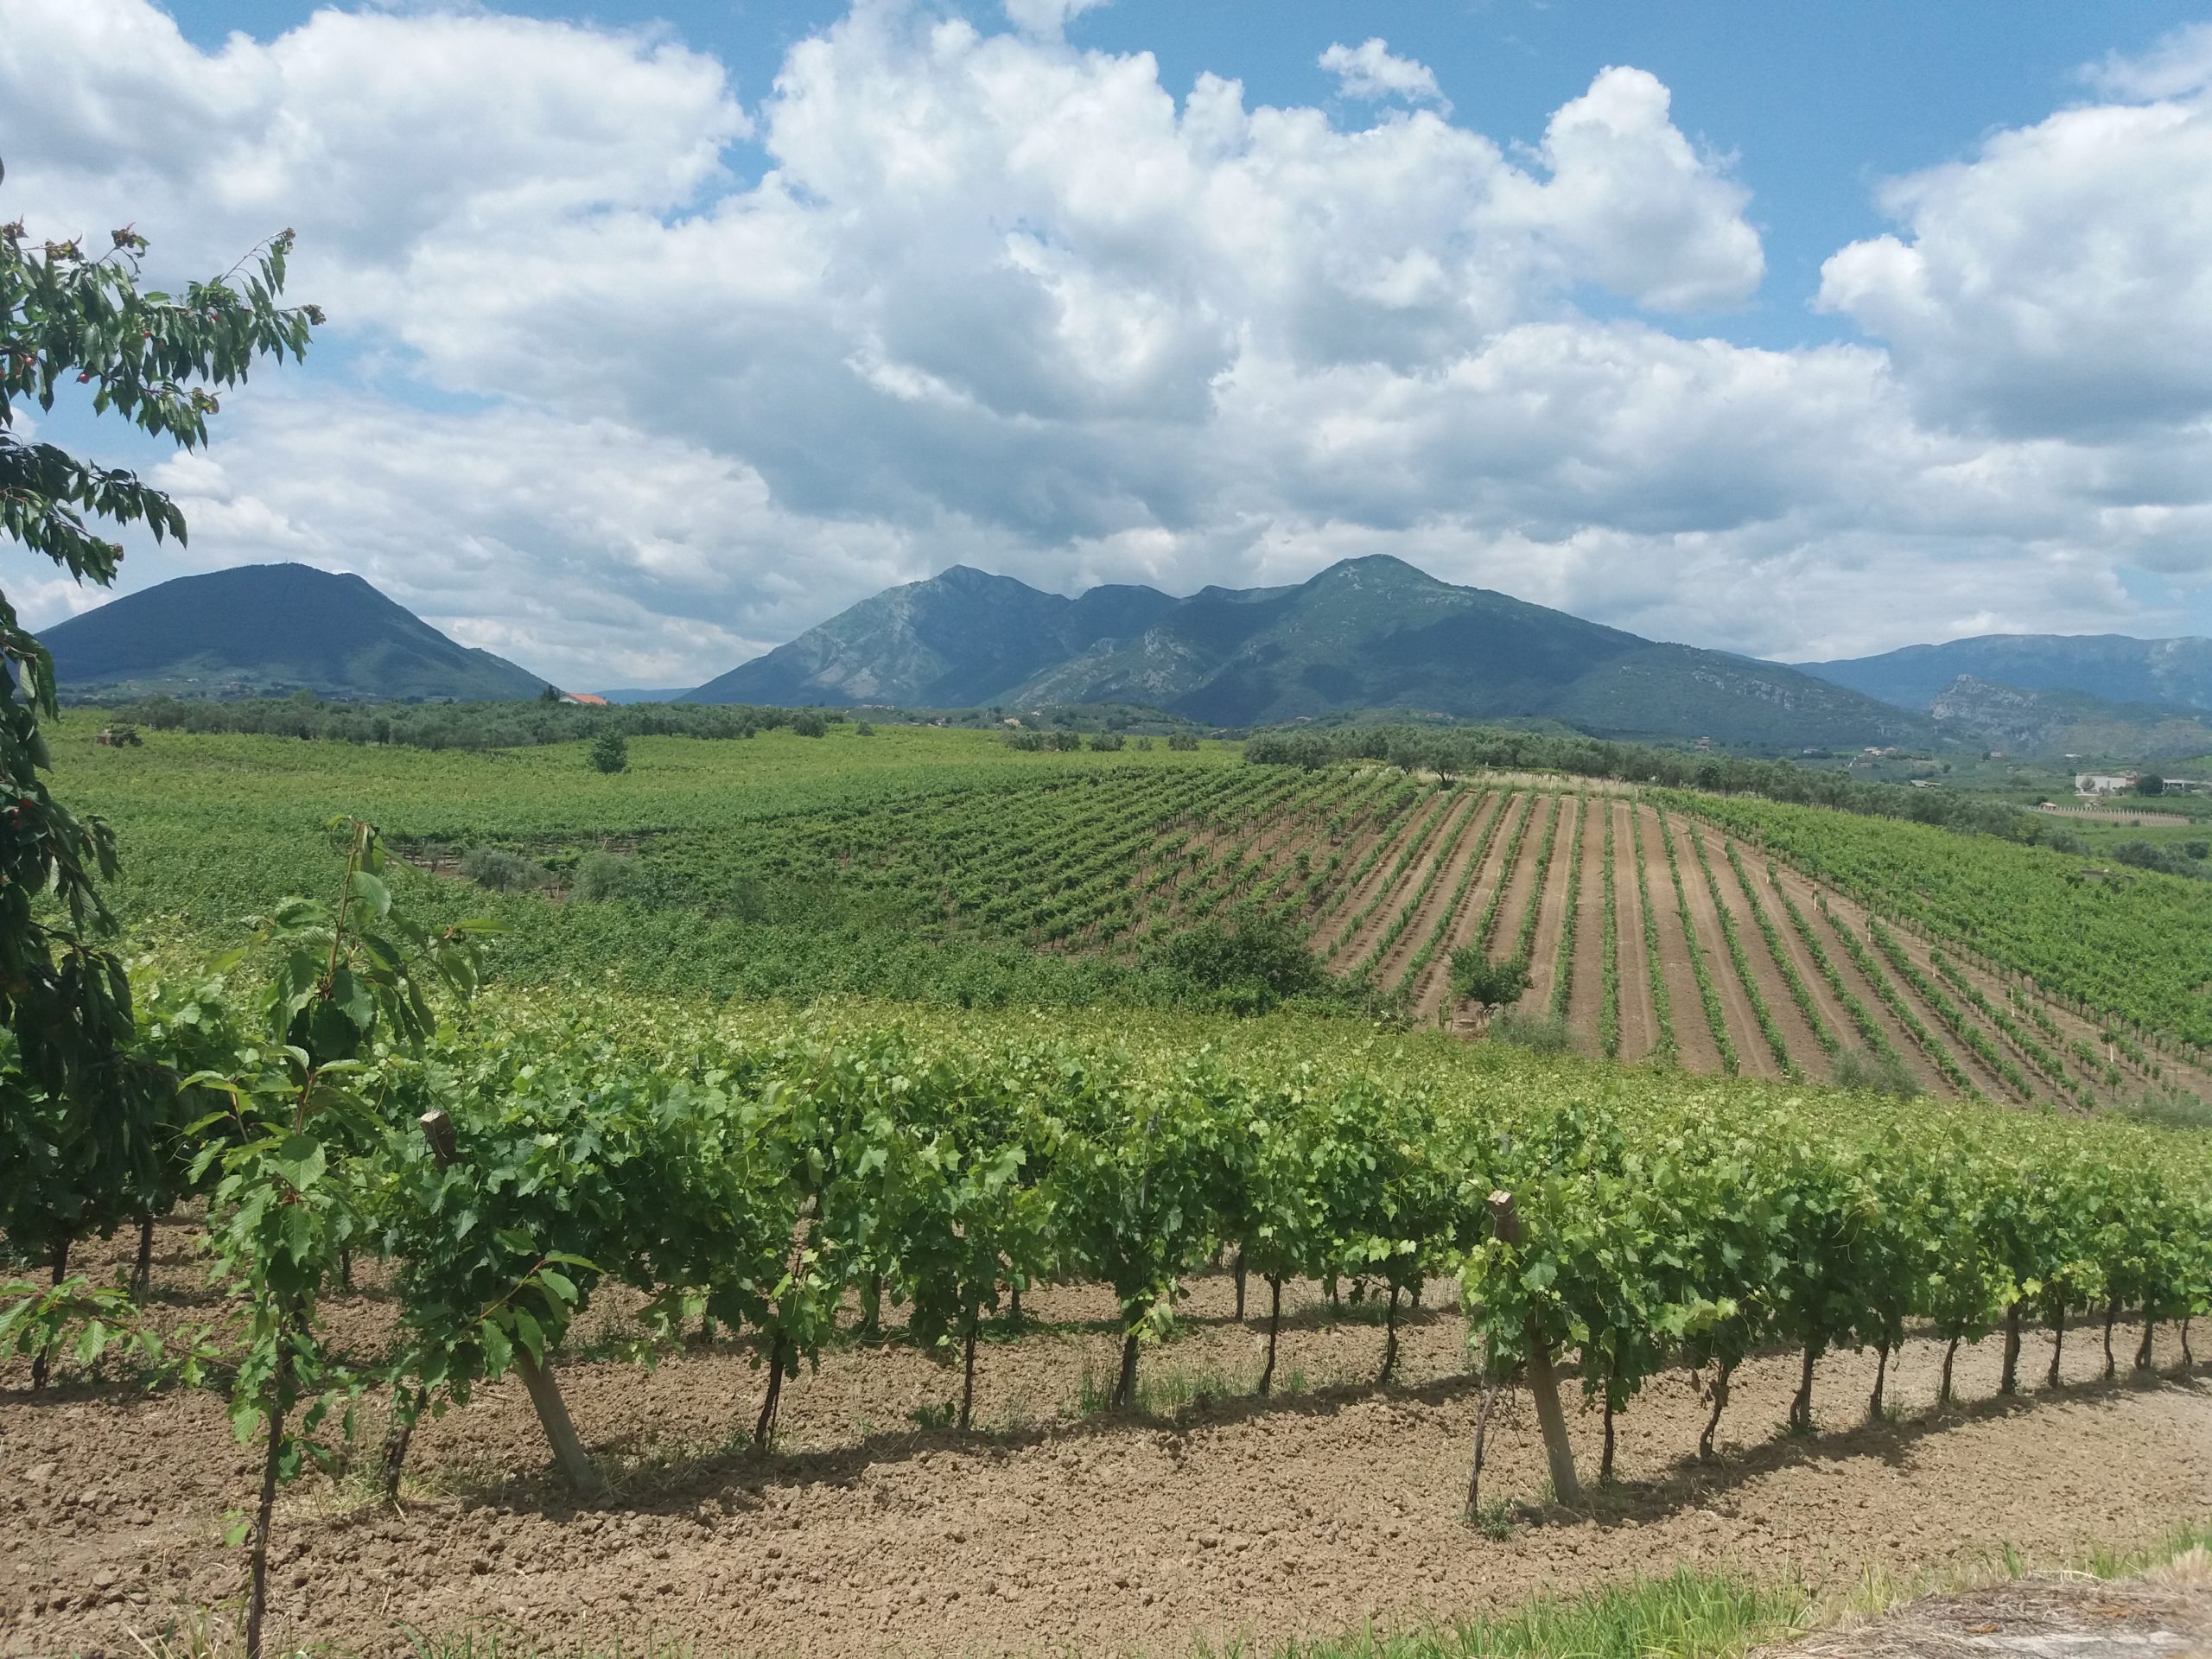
[2075,772,2138,795]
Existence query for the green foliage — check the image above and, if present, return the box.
[1686,792,2212,1047]
[569,851,630,903]
[1830,1047,1922,1099]
[1160,916,1327,1012]
[0,202,316,1417]
[2138,772,2166,796]
[1452,950,1529,1012]
[588,731,628,775]
[460,847,547,893]
[1490,1011,1572,1053]
[791,711,829,739]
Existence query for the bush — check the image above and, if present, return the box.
[1450,949,1529,1010]
[461,847,547,893]
[571,851,631,903]
[791,712,829,738]
[2115,1085,2212,1130]
[1832,1046,1923,1099]
[2110,839,2204,878]
[1166,733,1200,752]
[1048,729,1083,752]
[1489,1010,1572,1053]
[1133,735,1154,751]
[2188,841,2209,861]
[588,731,628,774]
[1160,917,1325,1011]
[1088,731,1125,752]
[855,721,875,737]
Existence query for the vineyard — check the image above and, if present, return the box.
[10,724,2212,1655]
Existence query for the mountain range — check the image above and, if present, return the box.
[1923,675,2212,760]
[47,557,2212,758]
[1800,632,2212,714]
[686,556,1931,748]
[44,563,548,703]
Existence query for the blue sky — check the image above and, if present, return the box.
[10,0,2212,685]
[147,0,2208,352]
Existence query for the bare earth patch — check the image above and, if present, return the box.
[1767,1550,2212,1659]
[5,1224,2209,1659]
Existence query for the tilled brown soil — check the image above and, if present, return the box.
[1516,798,1579,1018]
[1610,800,1657,1063]
[1414,793,1523,1020]
[6,1229,2208,1659]
[1563,801,1610,1053]
[1688,825,1833,1084]
[1666,813,1781,1081]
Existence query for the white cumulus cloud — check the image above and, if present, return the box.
[1319,38,1449,111]
[3,0,2209,683]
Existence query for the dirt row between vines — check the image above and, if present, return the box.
[1417,791,1531,1020]
[1371,791,1503,998]
[1337,791,1480,973]
[7,1219,2209,1659]
[1311,789,1452,955]
[1610,800,1659,1063]
[1688,823,1834,1083]
[1563,800,1611,1050]
[1516,797,1580,1018]
[1666,812,1781,1082]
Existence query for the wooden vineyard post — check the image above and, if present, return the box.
[417,1110,605,1497]
[1487,1191,1582,1504]
[516,1351,605,1497]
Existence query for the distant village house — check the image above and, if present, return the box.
[2075,772,2137,795]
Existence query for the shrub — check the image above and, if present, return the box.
[461,847,546,893]
[2110,839,2204,879]
[588,732,628,774]
[2188,841,2209,861]
[855,721,876,737]
[2115,1085,2212,1130]
[791,712,829,738]
[1048,729,1083,752]
[1133,735,1154,751]
[571,852,630,903]
[1166,733,1200,752]
[1489,1010,1572,1053]
[1088,731,1125,752]
[1160,917,1325,1011]
[1450,949,1529,1011]
[1832,1046,1922,1099]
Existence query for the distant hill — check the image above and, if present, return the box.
[1928,674,2212,759]
[689,556,1931,748]
[1800,632,2212,713]
[45,563,549,702]
[596,688,698,704]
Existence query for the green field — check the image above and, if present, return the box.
[14,706,2212,1658]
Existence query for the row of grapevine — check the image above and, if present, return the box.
[1598,805,1621,1058]
[1654,811,1739,1077]
[1719,840,1840,1061]
[1395,792,1513,1003]
[1680,819,1797,1080]
[1628,808,1678,1064]
[1548,798,1586,1022]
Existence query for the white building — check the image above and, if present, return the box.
[2076,772,2138,795]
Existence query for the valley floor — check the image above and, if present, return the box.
[5,1221,2207,1658]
